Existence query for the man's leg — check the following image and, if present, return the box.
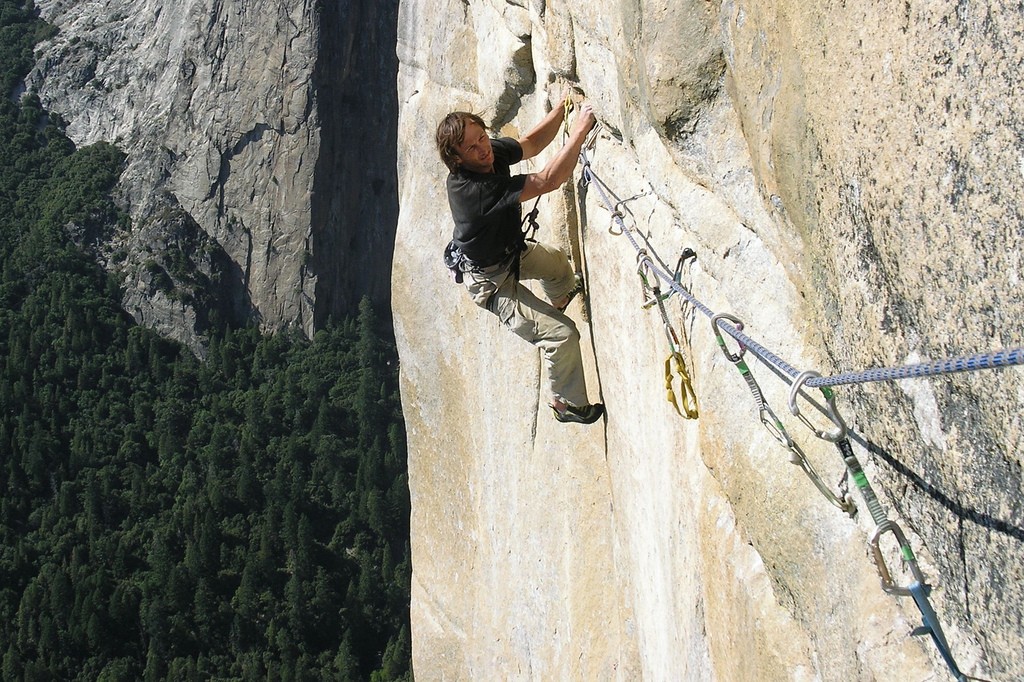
[518,242,576,305]
[490,277,589,408]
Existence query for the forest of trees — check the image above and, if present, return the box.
[0,1,411,679]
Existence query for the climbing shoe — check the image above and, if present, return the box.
[552,402,605,424]
[557,272,585,313]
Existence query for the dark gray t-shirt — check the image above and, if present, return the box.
[447,137,527,266]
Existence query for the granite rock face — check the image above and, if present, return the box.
[393,1,1023,680]
[27,0,398,352]
[22,0,1023,678]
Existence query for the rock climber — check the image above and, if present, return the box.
[436,94,604,425]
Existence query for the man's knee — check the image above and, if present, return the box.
[543,315,579,347]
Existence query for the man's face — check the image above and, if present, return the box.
[453,122,494,173]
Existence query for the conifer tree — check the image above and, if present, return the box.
[0,5,410,678]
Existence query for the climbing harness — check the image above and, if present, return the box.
[577,145,1016,681]
[443,198,540,286]
[637,250,698,419]
[712,312,855,515]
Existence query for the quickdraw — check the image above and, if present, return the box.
[712,313,855,516]
[834,437,978,682]
[642,249,694,310]
[521,196,541,242]
[638,250,697,419]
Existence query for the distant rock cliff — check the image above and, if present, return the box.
[27,0,398,353]
[393,1,1023,680]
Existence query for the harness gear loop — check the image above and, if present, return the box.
[788,370,848,442]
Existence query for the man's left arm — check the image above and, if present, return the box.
[518,96,570,160]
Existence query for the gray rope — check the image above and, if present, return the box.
[580,156,1024,389]
[806,349,1024,388]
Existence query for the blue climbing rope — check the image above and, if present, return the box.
[804,348,1024,388]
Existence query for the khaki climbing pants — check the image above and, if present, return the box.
[466,241,589,407]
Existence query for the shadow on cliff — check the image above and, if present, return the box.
[848,430,1024,544]
[309,0,400,329]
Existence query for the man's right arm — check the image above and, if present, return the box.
[519,103,596,203]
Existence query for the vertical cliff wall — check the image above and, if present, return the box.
[311,0,399,327]
[393,1,1023,680]
[26,0,399,351]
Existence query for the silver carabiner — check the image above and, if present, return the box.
[788,370,848,442]
[869,521,928,596]
[711,312,747,364]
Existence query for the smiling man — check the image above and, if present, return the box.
[435,96,604,425]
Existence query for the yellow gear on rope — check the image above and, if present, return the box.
[562,95,574,139]
[636,250,699,420]
[666,351,699,419]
